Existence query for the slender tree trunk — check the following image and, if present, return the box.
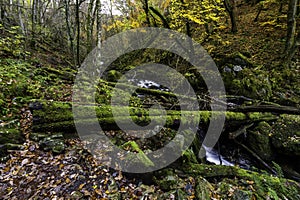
[254,4,262,22]
[86,0,94,53]
[149,6,170,29]
[31,0,37,47]
[96,0,101,48]
[75,0,80,66]
[224,0,238,33]
[64,0,75,65]
[9,0,12,14]
[91,0,98,45]
[17,0,25,35]
[0,0,6,24]
[109,0,118,33]
[38,0,42,26]
[142,0,151,26]
[40,1,51,29]
[284,0,299,63]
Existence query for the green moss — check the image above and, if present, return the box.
[194,177,213,199]
[156,174,179,190]
[39,133,65,154]
[182,148,198,164]
[247,112,274,120]
[199,111,211,122]
[153,169,185,191]
[271,115,300,156]
[247,121,274,161]
[122,141,154,167]
[105,70,122,82]
[226,112,247,121]
[233,190,252,200]
[223,67,273,101]
[184,163,300,199]
[0,128,24,144]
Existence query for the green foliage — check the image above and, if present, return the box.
[96,82,113,104]
[270,67,300,106]
[272,161,284,178]
[0,24,30,58]
[0,59,72,116]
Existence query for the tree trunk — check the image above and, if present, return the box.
[31,0,37,47]
[86,0,94,53]
[64,0,75,65]
[224,0,238,33]
[75,0,80,66]
[284,0,299,63]
[17,0,25,35]
[29,100,286,135]
[142,0,151,26]
[96,0,101,48]
[0,0,4,23]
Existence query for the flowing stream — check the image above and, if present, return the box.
[129,78,239,167]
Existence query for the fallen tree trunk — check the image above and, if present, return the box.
[100,80,300,113]
[30,100,277,135]
[229,104,300,115]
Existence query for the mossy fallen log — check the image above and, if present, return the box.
[30,100,277,135]
[229,104,300,115]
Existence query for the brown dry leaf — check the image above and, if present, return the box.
[65,178,71,183]
[78,183,85,190]
[26,176,36,183]
[3,167,10,172]
[120,187,126,193]
[95,189,103,195]
[59,164,64,170]
[83,189,91,196]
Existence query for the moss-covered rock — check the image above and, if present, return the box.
[247,121,274,161]
[222,67,273,101]
[121,141,154,168]
[153,168,192,199]
[182,148,199,164]
[215,178,253,200]
[155,173,181,190]
[105,70,122,82]
[39,133,65,154]
[183,163,300,199]
[194,176,214,199]
[271,114,300,157]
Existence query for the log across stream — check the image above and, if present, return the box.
[29,100,277,168]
